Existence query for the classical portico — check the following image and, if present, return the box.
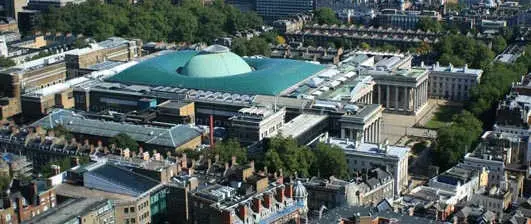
[339,104,384,144]
[370,69,429,115]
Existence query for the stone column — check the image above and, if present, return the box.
[377,118,381,143]
[341,128,345,139]
[372,121,376,143]
[413,88,417,111]
[349,128,354,140]
[378,85,382,104]
[367,123,372,143]
[418,83,422,109]
[404,87,409,112]
[394,86,399,110]
[386,85,390,108]
[423,80,427,106]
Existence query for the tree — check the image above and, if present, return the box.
[51,125,73,141]
[231,38,248,56]
[0,175,11,192]
[232,37,271,56]
[434,34,495,69]
[276,35,286,45]
[313,143,349,179]
[0,57,15,68]
[314,7,340,25]
[109,133,139,151]
[433,110,483,170]
[263,136,315,177]
[169,9,198,42]
[417,17,443,32]
[247,37,271,56]
[492,36,507,54]
[213,138,247,164]
[359,42,370,50]
[36,0,263,42]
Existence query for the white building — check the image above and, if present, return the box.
[428,166,486,202]
[229,107,286,145]
[328,137,409,195]
[422,62,483,101]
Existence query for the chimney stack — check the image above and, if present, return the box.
[123,148,130,158]
[142,152,150,161]
[264,193,272,208]
[238,205,247,221]
[72,157,80,167]
[285,184,294,198]
[276,186,285,202]
[51,165,60,175]
[154,153,161,160]
[252,198,262,213]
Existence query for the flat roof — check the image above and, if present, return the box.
[25,197,110,224]
[328,137,409,159]
[55,183,134,200]
[427,65,483,76]
[279,114,327,139]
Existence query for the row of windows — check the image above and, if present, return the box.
[138,201,149,211]
[139,211,150,222]
[431,76,475,83]
[124,206,135,214]
[432,82,469,90]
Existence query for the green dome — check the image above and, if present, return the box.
[179,45,253,78]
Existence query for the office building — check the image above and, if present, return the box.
[375,9,441,30]
[255,0,313,21]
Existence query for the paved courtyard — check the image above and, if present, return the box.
[381,99,440,144]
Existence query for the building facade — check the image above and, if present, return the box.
[369,68,430,114]
[256,0,313,21]
[329,138,409,195]
[424,63,483,101]
[229,107,286,145]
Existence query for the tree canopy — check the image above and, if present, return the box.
[51,125,73,141]
[434,34,494,68]
[263,136,349,178]
[313,7,340,25]
[417,17,443,32]
[433,110,482,170]
[491,36,507,54]
[313,143,349,179]
[212,138,247,164]
[231,36,271,57]
[109,133,139,151]
[37,0,263,42]
[0,57,15,68]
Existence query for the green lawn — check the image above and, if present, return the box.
[424,105,463,129]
